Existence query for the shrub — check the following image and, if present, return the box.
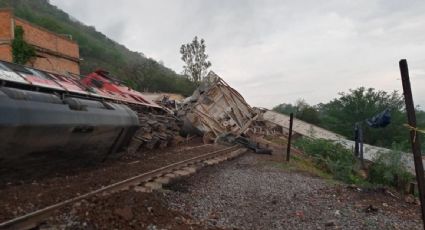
[368,145,413,190]
[294,138,360,183]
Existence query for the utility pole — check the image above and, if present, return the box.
[399,59,425,229]
[286,113,294,162]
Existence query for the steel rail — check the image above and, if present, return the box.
[0,145,241,230]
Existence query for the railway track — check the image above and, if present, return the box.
[0,145,246,230]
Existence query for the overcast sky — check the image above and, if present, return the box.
[50,0,425,109]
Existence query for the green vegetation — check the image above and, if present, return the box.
[273,87,425,152]
[292,137,414,191]
[180,36,211,83]
[273,99,321,125]
[368,145,414,189]
[319,87,407,149]
[294,138,362,184]
[273,154,334,180]
[0,0,196,96]
[11,25,36,65]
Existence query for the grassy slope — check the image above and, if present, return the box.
[0,0,195,95]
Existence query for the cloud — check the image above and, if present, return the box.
[50,0,425,109]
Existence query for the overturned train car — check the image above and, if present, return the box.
[177,71,283,143]
[0,60,173,165]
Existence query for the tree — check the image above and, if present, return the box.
[273,103,297,115]
[297,106,321,125]
[273,88,425,152]
[180,36,211,83]
[320,87,407,149]
[273,99,321,125]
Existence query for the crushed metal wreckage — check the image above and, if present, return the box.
[177,71,284,153]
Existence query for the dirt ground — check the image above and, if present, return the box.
[0,139,227,222]
[45,190,222,230]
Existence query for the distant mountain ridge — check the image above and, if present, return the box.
[0,0,195,95]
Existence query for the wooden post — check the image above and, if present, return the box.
[410,182,417,195]
[354,123,360,157]
[286,113,294,162]
[399,59,425,229]
[359,125,365,169]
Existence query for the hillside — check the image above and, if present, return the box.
[0,0,196,95]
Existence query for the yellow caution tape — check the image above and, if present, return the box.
[403,124,425,143]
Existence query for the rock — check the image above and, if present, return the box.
[295,211,304,218]
[365,205,378,213]
[208,212,219,219]
[334,210,341,216]
[347,184,357,190]
[70,207,78,215]
[174,216,183,224]
[147,224,158,230]
[382,202,388,207]
[405,195,415,204]
[325,220,336,227]
[114,206,133,221]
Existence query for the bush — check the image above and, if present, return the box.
[368,145,414,189]
[294,138,361,183]
[295,138,414,189]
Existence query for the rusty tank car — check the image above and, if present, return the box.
[0,60,181,166]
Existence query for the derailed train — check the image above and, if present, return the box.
[0,60,180,165]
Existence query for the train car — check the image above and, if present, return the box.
[0,60,178,166]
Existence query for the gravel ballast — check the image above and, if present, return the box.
[164,152,422,229]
